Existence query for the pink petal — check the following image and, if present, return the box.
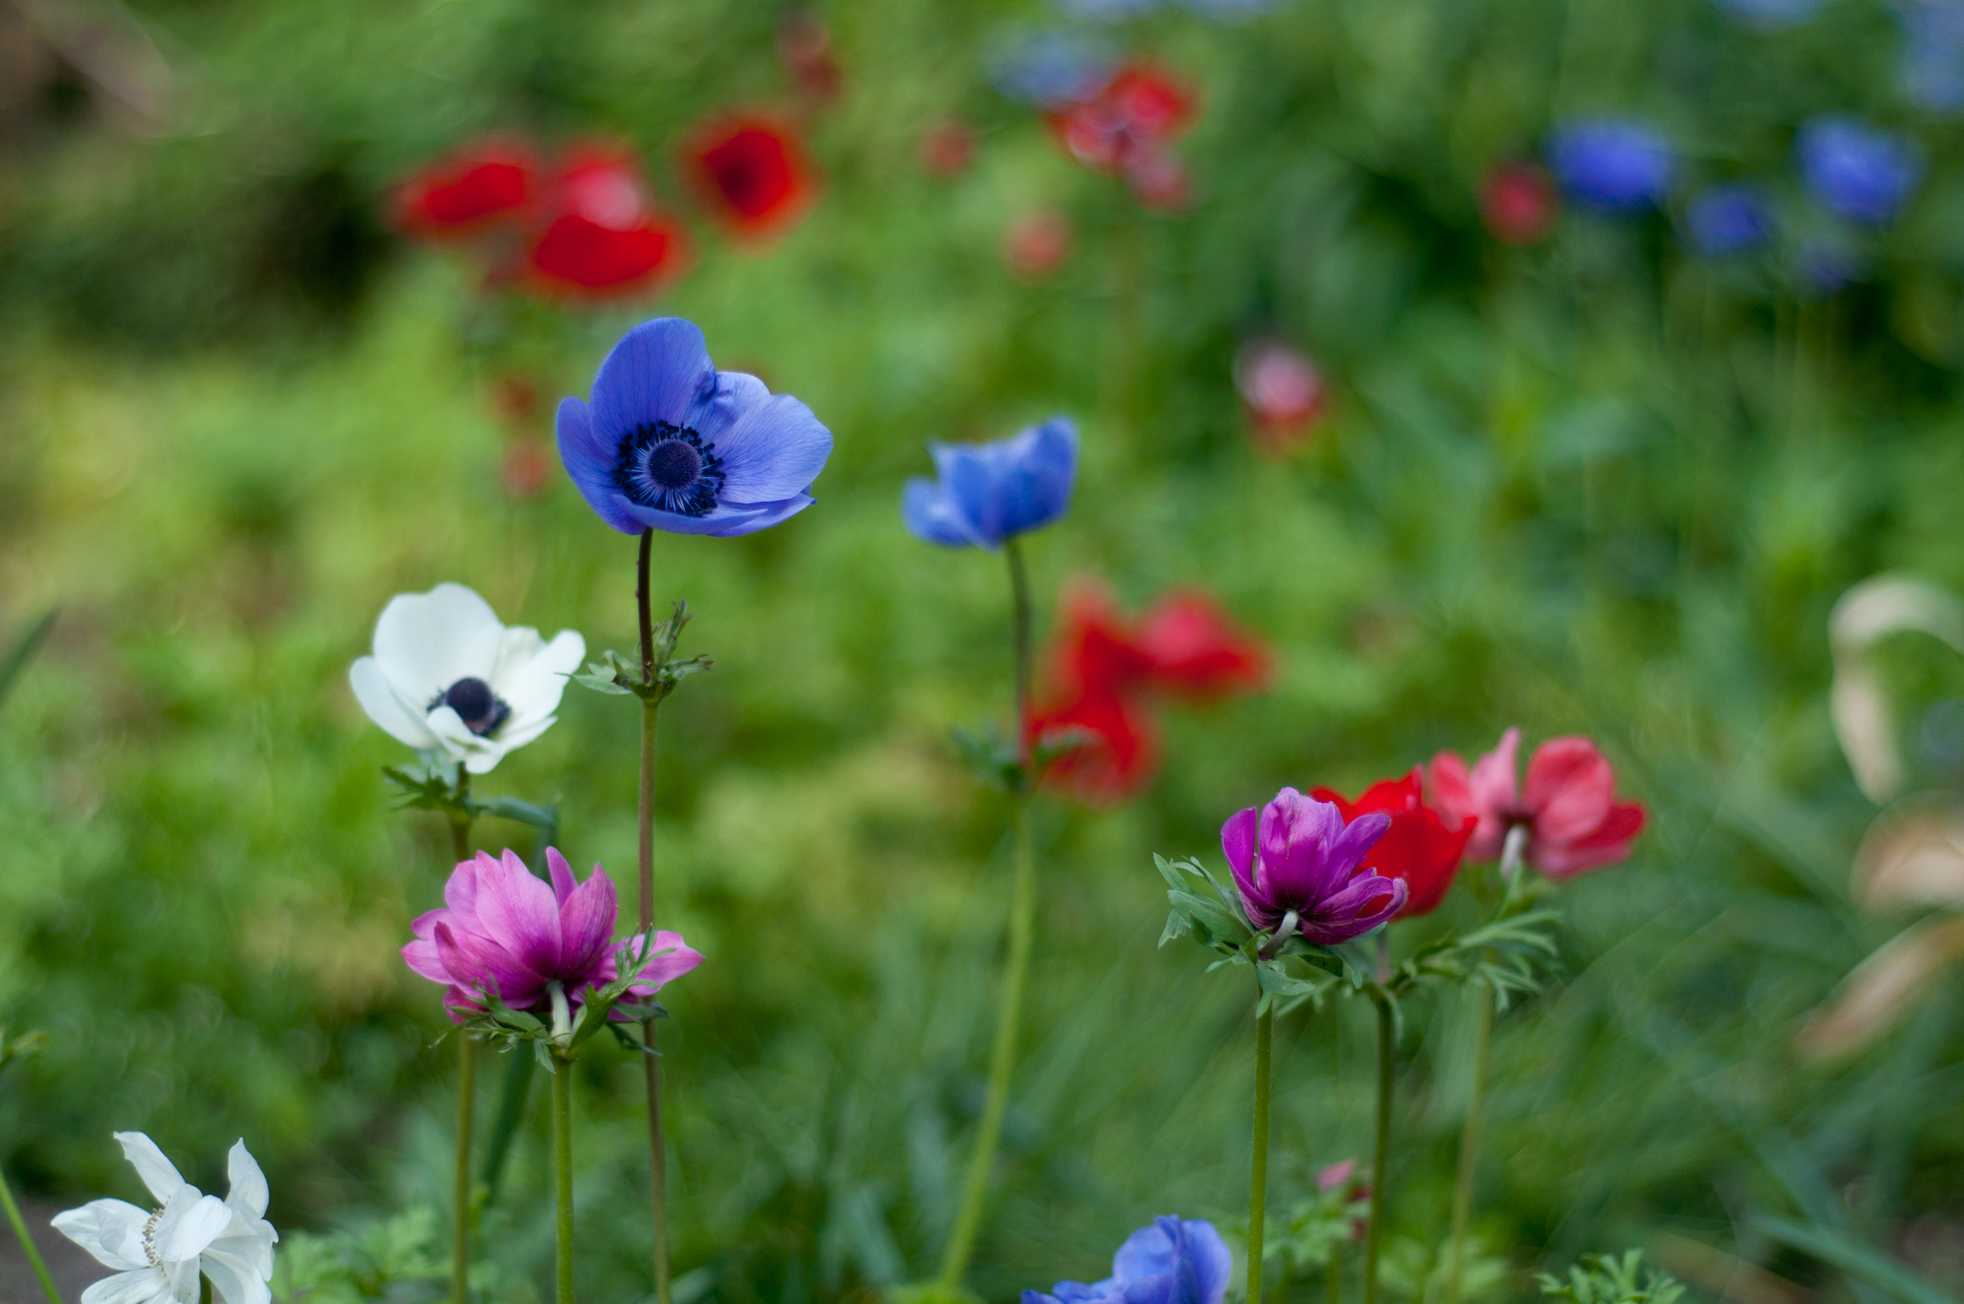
[1522,736,1614,844]
[444,854,495,935]
[435,919,546,1009]
[1534,801,1646,877]
[558,863,620,978]
[401,938,453,985]
[473,849,563,976]
[626,930,704,993]
[1222,805,1263,908]
[547,847,577,906]
[409,909,446,941]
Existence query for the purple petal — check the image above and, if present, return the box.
[590,318,718,446]
[1260,790,1345,903]
[547,847,577,906]
[1220,806,1259,878]
[473,849,563,976]
[558,863,620,978]
[1327,811,1391,877]
[558,398,643,536]
[444,854,492,936]
[625,929,704,993]
[434,920,546,1008]
[1301,874,1407,945]
[691,373,833,504]
[401,938,452,985]
[902,478,978,547]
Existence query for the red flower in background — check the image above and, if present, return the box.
[778,14,843,105]
[1030,582,1271,803]
[1311,770,1473,918]
[1005,208,1073,280]
[395,138,538,238]
[1481,161,1558,246]
[921,121,978,178]
[1235,339,1327,456]
[525,146,689,296]
[1428,727,1646,878]
[1047,62,1195,173]
[683,114,820,241]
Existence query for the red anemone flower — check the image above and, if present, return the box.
[1026,690,1160,805]
[1046,61,1196,175]
[682,114,820,241]
[525,146,689,296]
[1051,582,1271,701]
[1428,728,1646,878]
[395,138,538,238]
[1311,770,1473,919]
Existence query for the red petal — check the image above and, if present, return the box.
[1027,690,1161,805]
[1133,590,1272,699]
[682,114,819,241]
[395,138,538,237]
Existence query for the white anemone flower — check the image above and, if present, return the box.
[52,1132,278,1304]
[348,583,586,775]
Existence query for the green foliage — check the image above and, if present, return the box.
[271,1208,448,1303]
[1536,1251,1685,1304]
[575,602,712,703]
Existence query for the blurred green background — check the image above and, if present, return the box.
[3,0,1964,1301]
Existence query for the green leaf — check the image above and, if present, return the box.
[0,607,55,714]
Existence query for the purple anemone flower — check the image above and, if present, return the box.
[1796,117,1922,226]
[403,848,703,1020]
[902,417,1077,550]
[557,318,833,537]
[1023,1217,1231,1304]
[1221,788,1406,943]
[1547,118,1674,212]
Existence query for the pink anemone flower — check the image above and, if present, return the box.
[403,848,702,1020]
[1427,727,1646,878]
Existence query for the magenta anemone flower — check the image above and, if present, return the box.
[402,848,702,1019]
[1221,788,1406,943]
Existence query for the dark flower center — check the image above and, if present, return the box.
[612,421,726,517]
[432,677,511,737]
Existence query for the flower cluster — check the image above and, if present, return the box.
[1044,61,1197,209]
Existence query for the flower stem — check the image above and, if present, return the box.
[551,1055,575,1304]
[1363,994,1393,1304]
[1444,981,1494,1304]
[450,778,475,1304]
[0,1163,61,1304]
[635,528,672,1304]
[1327,1244,1345,1304]
[937,541,1039,1290]
[1249,1000,1274,1304]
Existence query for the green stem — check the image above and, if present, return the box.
[1445,982,1495,1304]
[552,1056,575,1304]
[1249,1002,1274,1304]
[0,1162,62,1304]
[1328,1243,1344,1304]
[635,529,672,1304]
[1363,995,1393,1304]
[449,782,474,1304]
[938,541,1039,1289]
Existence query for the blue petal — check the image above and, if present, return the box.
[902,478,978,548]
[997,416,1077,537]
[604,491,816,538]
[934,442,1013,545]
[558,398,644,535]
[1112,1221,1178,1282]
[1179,1221,1231,1304]
[698,372,835,504]
[591,318,718,446]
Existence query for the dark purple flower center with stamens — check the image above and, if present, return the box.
[431,676,511,736]
[611,421,726,517]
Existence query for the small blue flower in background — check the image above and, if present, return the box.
[1795,117,1922,225]
[1715,0,1821,26]
[1547,119,1675,212]
[1023,1217,1231,1304]
[903,417,1077,549]
[1685,184,1776,255]
[557,318,834,537]
[1796,233,1862,295]
[989,32,1116,107]
[1899,1,1964,112]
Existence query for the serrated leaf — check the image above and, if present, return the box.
[1159,910,1190,947]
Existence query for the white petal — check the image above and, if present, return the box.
[154,1190,231,1262]
[489,625,546,685]
[492,629,585,728]
[371,584,506,704]
[490,712,556,753]
[165,1258,202,1304]
[349,658,439,748]
[80,1268,174,1304]
[223,1141,268,1223]
[201,1246,271,1304]
[422,707,502,772]
[52,1200,154,1271]
[114,1134,185,1205]
[207,1223,276,1279]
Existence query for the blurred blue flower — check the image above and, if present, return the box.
[1796,233,1862,294]
[1796,117,1922,224]
[1547,119,1674,212]
[1715,0,1821,25]
[1685,185,1776,255]
[1023,1217,1232,1304]
[557,318,834,537]
[989,33,1116,106]
[903,417,1077,549]
[1899,0,1964,112]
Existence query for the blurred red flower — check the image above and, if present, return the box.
[920,120,978,178]
[1428,728,1646,878]
[525,146,689,296]
[1311,769,1473,918]
[395,138,538,238]
[1005,208,1073,280]
[501,440,554,498]
[1234,339,1327,455]
[1123,149,1192,212]
[778,14,843,105]
[682,114,820,241]
[1046,62,1196,174]
[1481,161,1558,245]
[1030,582,1271,803]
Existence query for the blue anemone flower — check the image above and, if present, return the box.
[1900,1,1964,112]
[557,318,833,537]
[988,33,1115,107]
[1685,184,1776,255]
[1796,117,1922,225]
[1023,1217,1231,1304]
[1547,119,1674,212]
[902,417,1077,549]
